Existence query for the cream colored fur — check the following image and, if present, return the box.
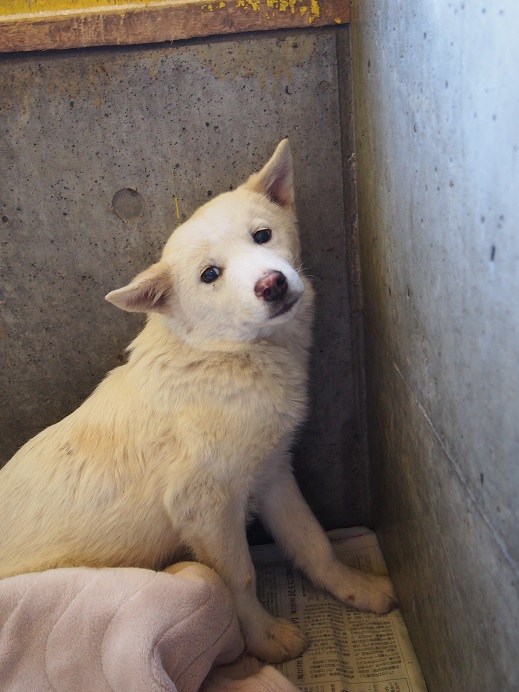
[0,141,396,663]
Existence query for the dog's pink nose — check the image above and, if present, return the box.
[255,271,288,302]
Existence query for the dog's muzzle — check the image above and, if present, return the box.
[254,271,302,320]
[254,271,288,302]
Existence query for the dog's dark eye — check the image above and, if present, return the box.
[200,266,221,284]
[252,228,272,244]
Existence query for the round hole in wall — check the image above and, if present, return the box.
[112,188,144,221]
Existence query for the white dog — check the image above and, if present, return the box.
[0,140,395,662]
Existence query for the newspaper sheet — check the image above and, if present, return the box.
[250,528,427,692]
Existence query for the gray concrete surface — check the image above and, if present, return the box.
[0,29,368,534]
[348,2,519,688]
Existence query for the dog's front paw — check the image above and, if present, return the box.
[245,615,309,663]
[341,571,397,614]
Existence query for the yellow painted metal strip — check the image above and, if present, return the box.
[0,0,349,53]
[1,0,153,16]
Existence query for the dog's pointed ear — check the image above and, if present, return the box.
[105,261,173,314]
[243,139,294,208]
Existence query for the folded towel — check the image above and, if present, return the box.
[0,562,298,691]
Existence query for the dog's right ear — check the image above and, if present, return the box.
[105,261,173,314]
[243,139,294,209]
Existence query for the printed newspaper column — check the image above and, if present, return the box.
[252,528,427,692]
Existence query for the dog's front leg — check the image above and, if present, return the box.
[258,466,397,614]
[181,497,308,663]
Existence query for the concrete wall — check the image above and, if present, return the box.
[348,2,519,689]
[0,29,369,534]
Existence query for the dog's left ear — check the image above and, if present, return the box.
[105,261,173,314]
[243,139,294,208]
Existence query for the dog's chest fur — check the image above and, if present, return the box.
[124,314,310,481]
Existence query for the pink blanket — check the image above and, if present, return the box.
[0,563,298,691]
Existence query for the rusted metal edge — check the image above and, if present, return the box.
[0,0,349,53]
